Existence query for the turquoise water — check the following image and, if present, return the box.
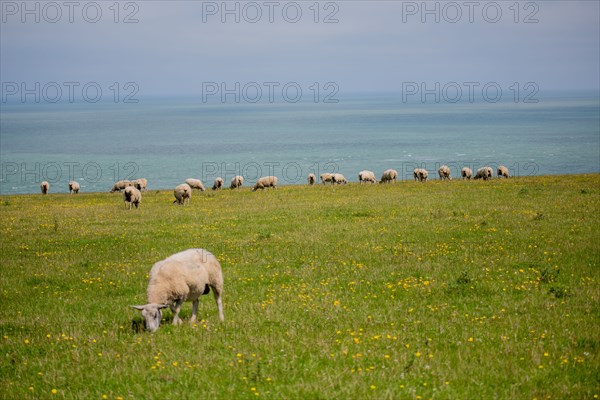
[1,92,598,194]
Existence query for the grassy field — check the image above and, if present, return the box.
[1,174,599,399]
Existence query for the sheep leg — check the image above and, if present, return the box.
[190,299,199,324]
[213,289,224,321]
[170,300,183,325]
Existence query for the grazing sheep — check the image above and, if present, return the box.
[413,168,428,182]
[132,178,148,191]
[230,175,244,189]
[307,173,316,185]
[110,180,133,193]
[475,167,493,180]
[212,177,224,191]
[131,248,224,332]
[461,167,473,180]
[185,178,206,192]
[497,165,510,178]
[173,183,192,205]
[40,181,49,195]
[68,181,80,194]
[358,170,377,184]
[380,169,398,184]
[438,165,452,180]
[320,173,334,185]
[332,173,347,185]
[252,176,278,191]
[123,186,142,209]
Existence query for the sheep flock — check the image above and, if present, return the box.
[36,164,514,203]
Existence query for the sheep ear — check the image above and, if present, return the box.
[131,305,145,310]
[157,304,169,309]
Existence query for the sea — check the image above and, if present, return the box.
[1,91,598,195]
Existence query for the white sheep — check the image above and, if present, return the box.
[475,167,493,180]
[123,186,142,209]
[252,176,278,191]
[413,168,428,182]
[173,183,192,205]
[185,178,206,192]
[212,177,224,191]
[332,173,347,185]
[358,170,377,184]
[307,173,316,185]
[68,181,80,194]
[40,181,49,195]
[133,178,148,191]
[230,175,244,189]
[320,173,334,185]
[497,165,510,178]
[438,165,451,180]
[131,248,224,332]
[380,169,398,184]
[461,167,473,180]
[110,180,133,193]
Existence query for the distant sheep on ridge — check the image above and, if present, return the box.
[174,183,192,205]
[438,165,451,180]
[461,167,473,180]
[212,178,224,191]
[380,169,398,184]
[123,186,141,209]
[475,167,493,180]
[332,173,347,185]
[252,176,278,191]
[497,166,510,178]
[413,168,428,182]
[230,176,244,189]
[320,173,334,185]
[68,181,80,194]
[358,170,377,184]
[185,178,206,192]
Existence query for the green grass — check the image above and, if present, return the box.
[1,175,599,399]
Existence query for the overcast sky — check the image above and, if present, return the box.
[1,1,599,98]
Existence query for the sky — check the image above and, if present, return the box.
[1,0,599,99]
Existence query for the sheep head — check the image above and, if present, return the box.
[131,304,169,333]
